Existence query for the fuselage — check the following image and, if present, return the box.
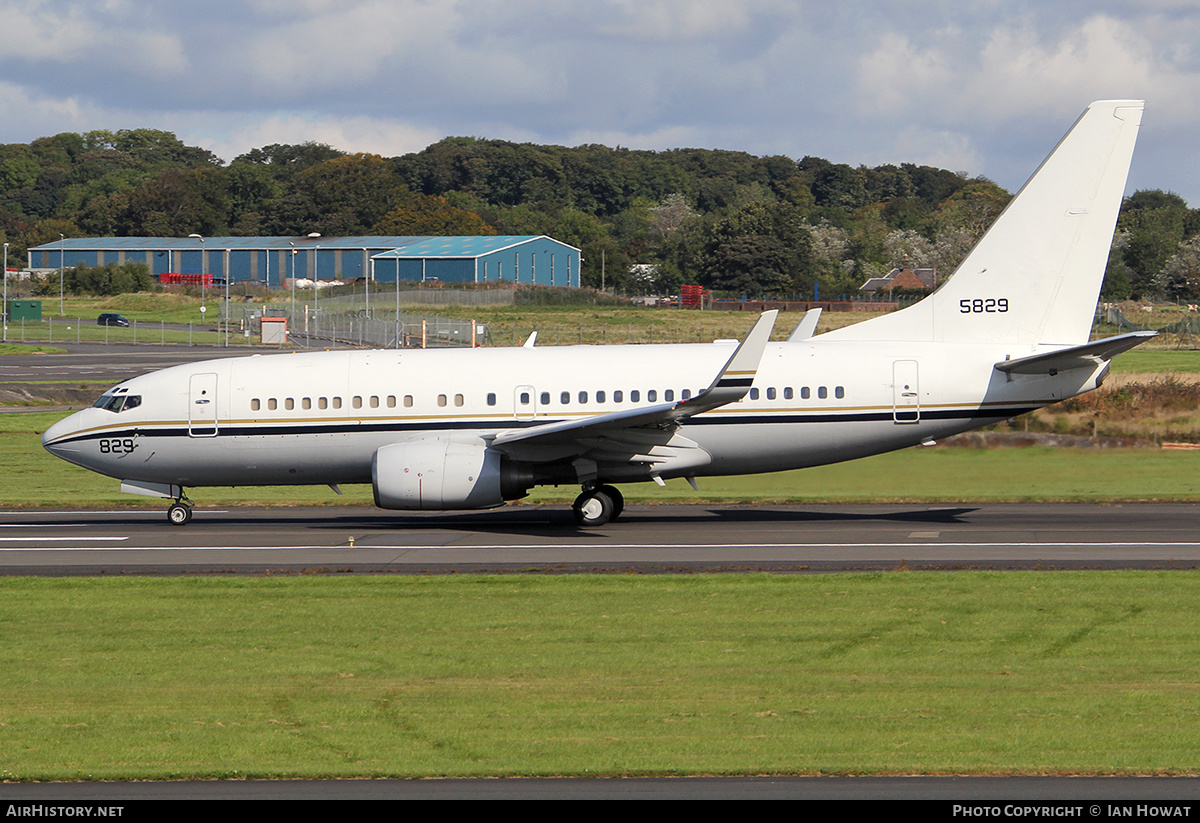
[41,337,1105,491]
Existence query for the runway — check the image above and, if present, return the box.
[2,502,1198,575]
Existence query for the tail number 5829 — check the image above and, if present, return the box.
[960,298,1008,313]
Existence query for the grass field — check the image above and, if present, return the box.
[1,573,1198,779]
[6,299,1200,780]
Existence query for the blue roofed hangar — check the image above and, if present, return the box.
[27,235,582,289]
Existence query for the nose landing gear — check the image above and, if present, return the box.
[166,493,195,526]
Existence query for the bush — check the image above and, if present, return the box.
[36,262,157,296]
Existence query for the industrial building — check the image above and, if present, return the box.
[27,235,581,289]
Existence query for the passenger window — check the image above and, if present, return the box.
[835,386,845,399]
[664,389,674,402]
[749,388,759,400]
[801,387,810,399]
[438,395,447,407]
[631,390,640,402]
[268,398,277,410]
[387,396,396,408]
[561,391,570,404]
[404,395,413,407]
[455,394,464,407]
[818,387,828,399]
[578,391,587,404]
[302,397,312,410]
[614,390,623,403]
[352,396,362,409]
[540,392,550,405]
[520,392,530,405]
[767,387,776,400]
[285,398,294,410]
[784,387,793,400]
[487,393,497,406]
[370,396,379,408]
[682,389,691,400]
[332,397,342,409]
[319,397,328,409]
[596,390,605,403]
[250,398,260,411]
[647,390,657,402]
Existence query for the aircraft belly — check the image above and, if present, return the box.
[106,432,377,486]
[683,413,1009,476]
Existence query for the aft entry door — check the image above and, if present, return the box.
[189,373,218,437]
[892,360,920,424]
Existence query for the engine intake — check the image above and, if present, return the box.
[372,439,529,511]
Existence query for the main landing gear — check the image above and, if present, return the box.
[167,493,195,526]
[572,484,624,527]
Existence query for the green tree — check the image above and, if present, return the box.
[1118,190,1191,299]
[265,154,405,235]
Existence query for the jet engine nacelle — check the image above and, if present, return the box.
[372,439,512,511]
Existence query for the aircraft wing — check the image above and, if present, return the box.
[994,331,1157,376]
[489,310,778,451]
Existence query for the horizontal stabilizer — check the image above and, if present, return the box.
[994,331,1156,375]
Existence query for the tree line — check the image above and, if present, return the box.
[1,127,1198,300]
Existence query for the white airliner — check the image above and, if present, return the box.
[43,100,1152,526]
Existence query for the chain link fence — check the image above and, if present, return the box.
[222,302,489,348]
[1100,304,1200,349]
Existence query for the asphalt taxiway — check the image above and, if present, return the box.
[2,502,1198,576]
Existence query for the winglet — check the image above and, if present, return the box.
[489,311,778,451]
[678,309,777,414]
[523,331,538,348]
[787,308,822,341]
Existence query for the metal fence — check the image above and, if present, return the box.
[1100,305,1200,348]
[222,303,488,348]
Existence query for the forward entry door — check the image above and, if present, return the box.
[189,373,218,437]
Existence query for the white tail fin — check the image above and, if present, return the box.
[825,100,1143,346]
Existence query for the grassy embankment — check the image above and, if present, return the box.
[2,572,1199,780]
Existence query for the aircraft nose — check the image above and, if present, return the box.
[42,414,81,456]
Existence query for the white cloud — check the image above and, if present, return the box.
[196,114,443,164]
[1,2,1200,203]
[882,126,981,178]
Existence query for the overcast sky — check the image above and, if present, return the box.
[2,1,1198,203]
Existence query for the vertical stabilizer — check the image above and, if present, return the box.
[824,100,1143,346]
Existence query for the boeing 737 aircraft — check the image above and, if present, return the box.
[43,100,1152,526]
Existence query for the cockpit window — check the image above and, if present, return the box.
[92,394,142,413]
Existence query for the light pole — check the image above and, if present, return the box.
[2,242,8,342]
[289,241,296,321]
[189,234,205,322]
[224,248,230,347]
[306,233,321,340]
[59,234,64,316]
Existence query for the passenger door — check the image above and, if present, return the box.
[189,373,219,437]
